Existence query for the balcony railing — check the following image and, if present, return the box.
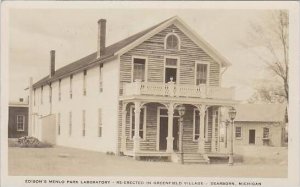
[123,80,234,100]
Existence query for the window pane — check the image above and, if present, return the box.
[196,64,208,85]
[166,58,177,66]
[166,35,179,50]
[133,58,145,81]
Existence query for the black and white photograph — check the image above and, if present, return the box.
[1,1,299,187]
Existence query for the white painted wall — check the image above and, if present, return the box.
[31,58,120,153]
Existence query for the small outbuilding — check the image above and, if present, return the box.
[234,104,287,147]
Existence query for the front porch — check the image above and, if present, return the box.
[119,88,239,163]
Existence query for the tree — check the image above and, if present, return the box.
[245,10,289,103]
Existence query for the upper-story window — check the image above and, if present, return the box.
[165,33,180,50]
[99,64,103,93]
[235,126,242,139]
[83,70,87,96]
[132,57,147,82]
[33,88,36,106]
[58,79,61,101]
[195,62,209,85]
[41,86,43,104]
[70,75,73,99]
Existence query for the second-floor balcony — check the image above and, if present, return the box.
[123,80,235,100]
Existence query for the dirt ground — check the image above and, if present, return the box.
[8,146,287,177]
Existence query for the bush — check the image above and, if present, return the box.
[17,136,53,148]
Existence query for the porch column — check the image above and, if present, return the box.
[121,103,127,153]
[198,105,206,153]
[166,103,174,153]
[211,110,217,152]
[133,101,141,153]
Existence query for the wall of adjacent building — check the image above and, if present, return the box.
[8,106,29,138]
[31,58,120,153]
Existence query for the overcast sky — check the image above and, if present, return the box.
[8,8,276,102]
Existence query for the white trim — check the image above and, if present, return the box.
[131,55,148,82]
[16,115,25,131]
[192,108,200,142]
[163,56,180,84]
[116,16,231,67]
[164,32,181,51]
[194,60,210,86]
[129,105,147,140]
[156,107,180,151]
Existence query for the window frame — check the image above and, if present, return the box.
[263,127,270,139]
[82,110,86,137]
[131,56,148,83]
[163,56,180,84]
[164,33,181,51]
[129,105,147,140]
[83,70,87,96]
[99,64,103,93]
[58,79,61,101]
[57,113,61,135]
[235,126,242,139]
[16,115,25,131]
[195,61,210,86]
[98,108,102,137]
[69,74,73,99]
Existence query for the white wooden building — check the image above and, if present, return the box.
[29,16,239,163]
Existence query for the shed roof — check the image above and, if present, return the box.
[234,104,286,122]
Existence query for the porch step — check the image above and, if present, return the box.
[181,153,209,164]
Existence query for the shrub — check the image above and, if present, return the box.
[17,136,53,148]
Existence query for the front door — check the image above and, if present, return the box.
[249,130,256,144]
[159,117,168,150]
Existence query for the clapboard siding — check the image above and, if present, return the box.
[118,24,221,153]
[120,24,220,89]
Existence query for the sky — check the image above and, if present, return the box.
[8,7,277,102]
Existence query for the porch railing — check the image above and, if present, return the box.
[123,80,234,100]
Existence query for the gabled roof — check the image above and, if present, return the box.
[33,16,231,88]
[234,104,286,122]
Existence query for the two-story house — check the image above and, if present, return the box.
[30,16,238,163]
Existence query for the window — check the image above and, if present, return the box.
[69,111,72,136]
[41,86,43,104]
[16,115,25,131]
[83,70,87,96]
[263,127,269,139]
[165,57,178,83]
[58,79,61,101]
[132,58,146,82]
[70,75,73,99]
[235,126,242,138]
[82,110,86,136]
[49,84,52,103]
[193,109,200,141]
[130,106,146,139]
[99,64,103,92]
[165,34,179,50]
[98,108,102,137]
[33,89,36,106]
[57,113,61,135]
[196,63,208,85]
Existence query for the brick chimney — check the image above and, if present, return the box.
[97,19,106,58]
[50,50,55,77]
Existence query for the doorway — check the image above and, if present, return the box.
[158,108,179,151]
[249,129,256,144]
